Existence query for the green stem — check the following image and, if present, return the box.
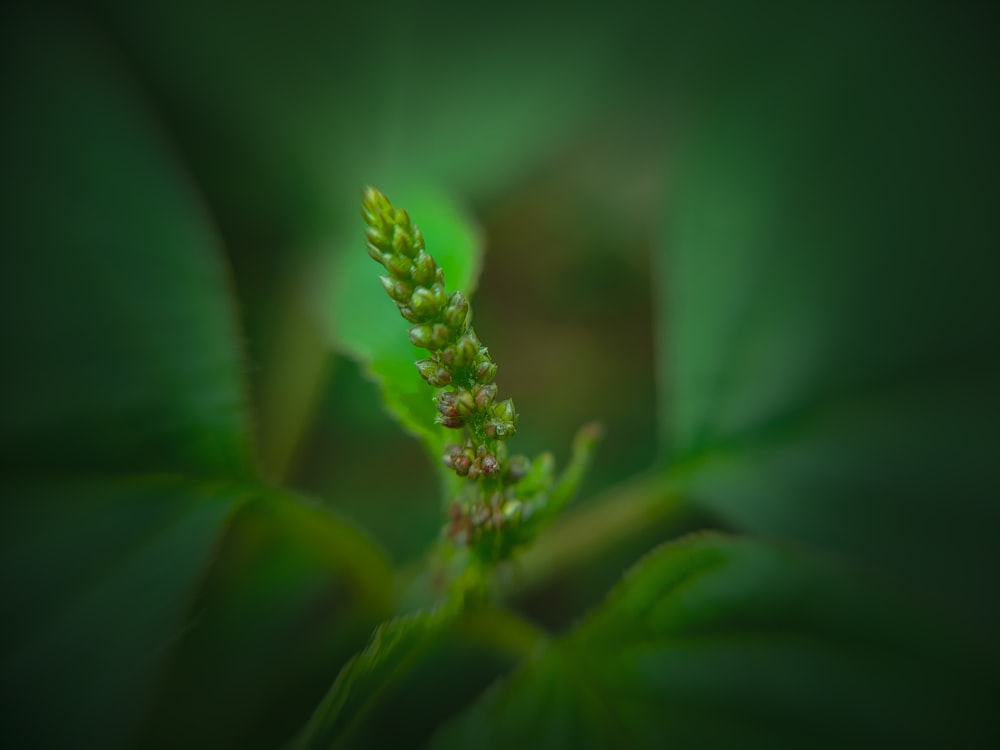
[498,469,688,598]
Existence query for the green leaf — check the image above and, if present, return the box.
[0,476,242,748]
[135,489,393,750]
[656,7,1000,624]
[0,1,252,479]
[296,605,543,750]
[326,184,483,465]
[433,533,996,749]
[0,6,268,747]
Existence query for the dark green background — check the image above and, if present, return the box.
[2,1,997,747]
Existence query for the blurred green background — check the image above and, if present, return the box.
[1,0,997,747]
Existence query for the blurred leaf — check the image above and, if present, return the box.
[433,533,995,749]
[0,9,417,746]
[297,605,542,750]
[136,489,393,750]
[657,5,1000,625]
[0,0,252,479]
[326,185,483,467]
[85,1,624,235]
[0,477,242,748]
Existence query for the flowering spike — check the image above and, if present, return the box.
[362,186,598,563]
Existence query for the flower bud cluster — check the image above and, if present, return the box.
[363,186,529,553]
[363,186,518,442]
[442,441,500,479]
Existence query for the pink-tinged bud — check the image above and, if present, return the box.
[435,390,475,420]
[412,253,437,286]
[415,359,452,387]
[435,413,465,429]
[409,324,435,348]
[474,383,497,409]
[440,344,457,368]
[410,287,442,318]
[453,454,472,475]
[480,453,499,476]
[435,391,458,416]
[442,444,472,475]
[475,359,498,383]
[430,323,452,349]
[386,254,412,280]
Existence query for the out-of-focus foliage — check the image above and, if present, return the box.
[1,0,997,748]
[433,534,994,749]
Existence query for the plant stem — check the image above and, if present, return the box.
[497,470,688,598]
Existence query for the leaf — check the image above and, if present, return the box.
[0,1,252,479]
[296,605,543,750]
[656,5,1000,624]
[0,476,242,748]
[0,5,389,748]
[326,184,484,465]
[135,489,393,750]
[432,533,997,749]
[86,1,624,226]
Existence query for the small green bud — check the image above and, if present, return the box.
[398,306,422,324]
[447,334,478,368]
[443,291,470,330]
[366,230,388,251]
[392,224,419,257]
[408,324,435,348]
[379,276,412,304]
[366,242,387,264]
[362,186,393,217]
[460,391,477,416]
[393,207,410,226]
[386,254,412,280]
[484,398,517,439]
[431,284,449,311]
[411,286,442,318]
[412,253,437,286]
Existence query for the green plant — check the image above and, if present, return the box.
[359,186,600,575]
[2,2,997,749]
